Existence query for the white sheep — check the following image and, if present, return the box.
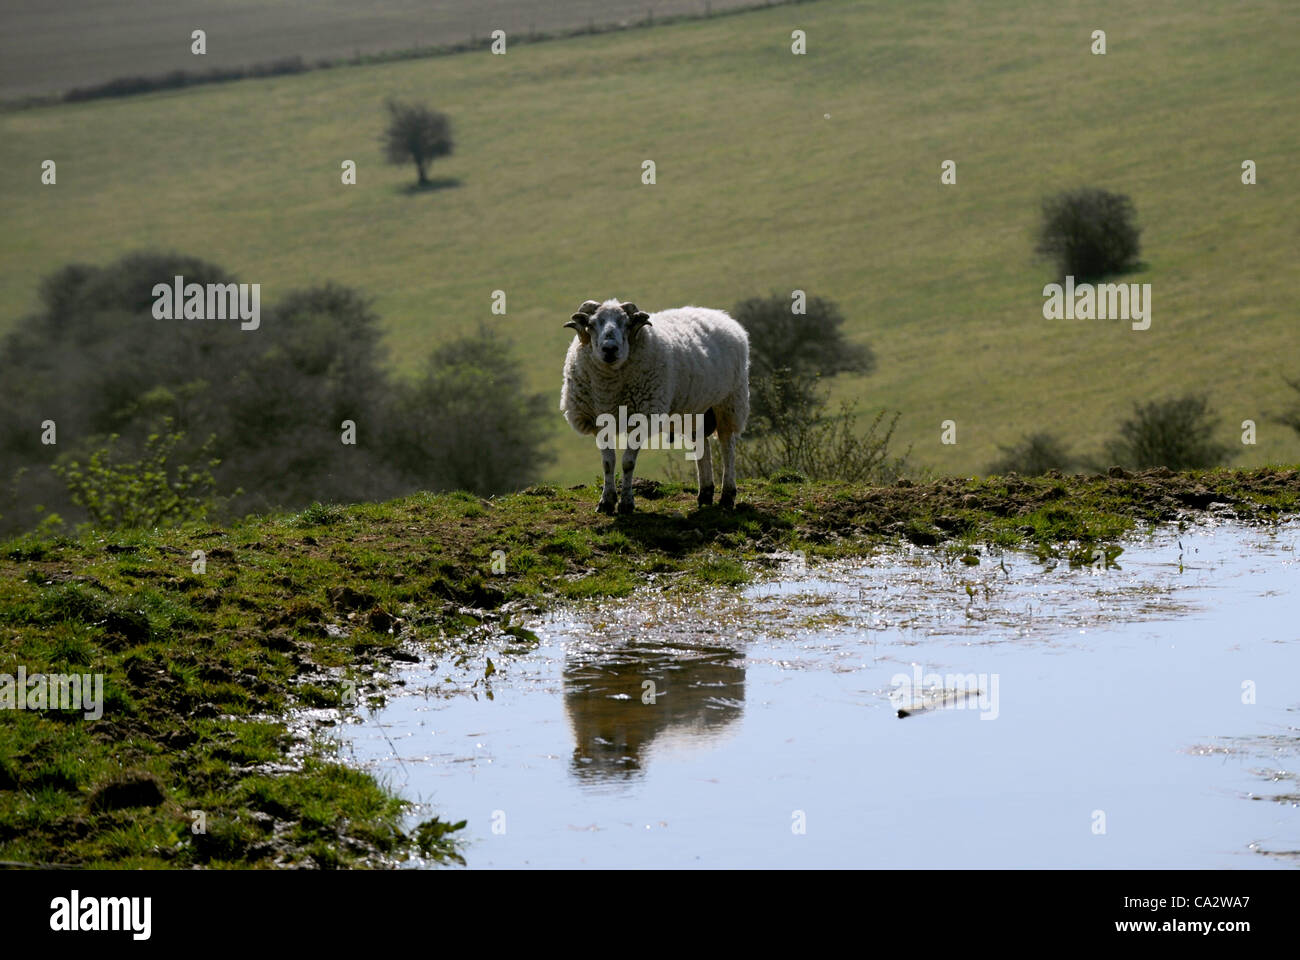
[560,298,749,514]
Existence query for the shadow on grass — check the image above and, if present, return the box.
[605,499,792,557]
[398,177,462,195]
[1053,260,1151,285]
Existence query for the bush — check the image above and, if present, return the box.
[1103,393,1229,471]
[384,332,555,495]
[986,432,1075,475]
[731,292,874,436]
[1279,376,1300,439]
[213,283,406,513]
[675,291,900,485]
[0,253,554,534]
[736,400,909,484]
[1036,187,1141,282]
[50,420,222,530]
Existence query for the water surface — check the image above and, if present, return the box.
[334,521,1300,868]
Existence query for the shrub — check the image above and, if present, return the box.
[50,419,222,530]
[736,401,909,484]
[214,283,403,513]
[1103,393,1229,470]
[384,331,554,495]
[986,432,1075,475]
[732,293,874,436]
[0,253,554,534]
[670,291,900,485]
[1279,376,1300,440]
[1036,187,1141,282]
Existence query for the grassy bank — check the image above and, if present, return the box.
[2,0,1297,479]
[1,467,1298,867]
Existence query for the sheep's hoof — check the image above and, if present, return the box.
[720,489,736,509]
[697,485,715,507]
[596,498,617,515]
[617,499,636,515]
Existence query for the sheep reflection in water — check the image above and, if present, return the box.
[562,640,745,783]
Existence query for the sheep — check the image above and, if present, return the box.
[560,297,749,514]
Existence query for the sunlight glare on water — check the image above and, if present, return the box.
[335,521,1300,868]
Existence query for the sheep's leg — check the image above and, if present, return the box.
[695,435,715,507]
[719,428,738,509]
[597,443,618,514]
[618,439,641,514]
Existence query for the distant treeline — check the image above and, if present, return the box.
[0,252,552,535]
[63,57,308,103]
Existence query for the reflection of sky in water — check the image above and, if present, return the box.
[335,522,1299,868]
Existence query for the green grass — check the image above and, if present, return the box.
[1,0,1297,482]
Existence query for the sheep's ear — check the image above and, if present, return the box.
[629,312,652,339]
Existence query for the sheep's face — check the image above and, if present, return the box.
[565,299,651,369]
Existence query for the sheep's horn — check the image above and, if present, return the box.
[576,300,600,315]
[620,301,639,315]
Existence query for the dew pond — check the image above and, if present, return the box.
[333,521,1300,868]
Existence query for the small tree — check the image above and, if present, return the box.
[1104,393,1229,471]
[986,431,1075,475]
[383,99,453,186]
[1036,187,1141,282]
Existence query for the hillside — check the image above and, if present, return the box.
[1,0,1297,483]
[0,0,772,99]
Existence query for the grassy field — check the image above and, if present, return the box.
[0,0,770,99]
[3,468,1297,866]
[1,0,1297,485]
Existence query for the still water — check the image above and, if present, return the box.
[334,521,1299,868]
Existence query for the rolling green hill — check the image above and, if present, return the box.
[1,0,1297,485]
